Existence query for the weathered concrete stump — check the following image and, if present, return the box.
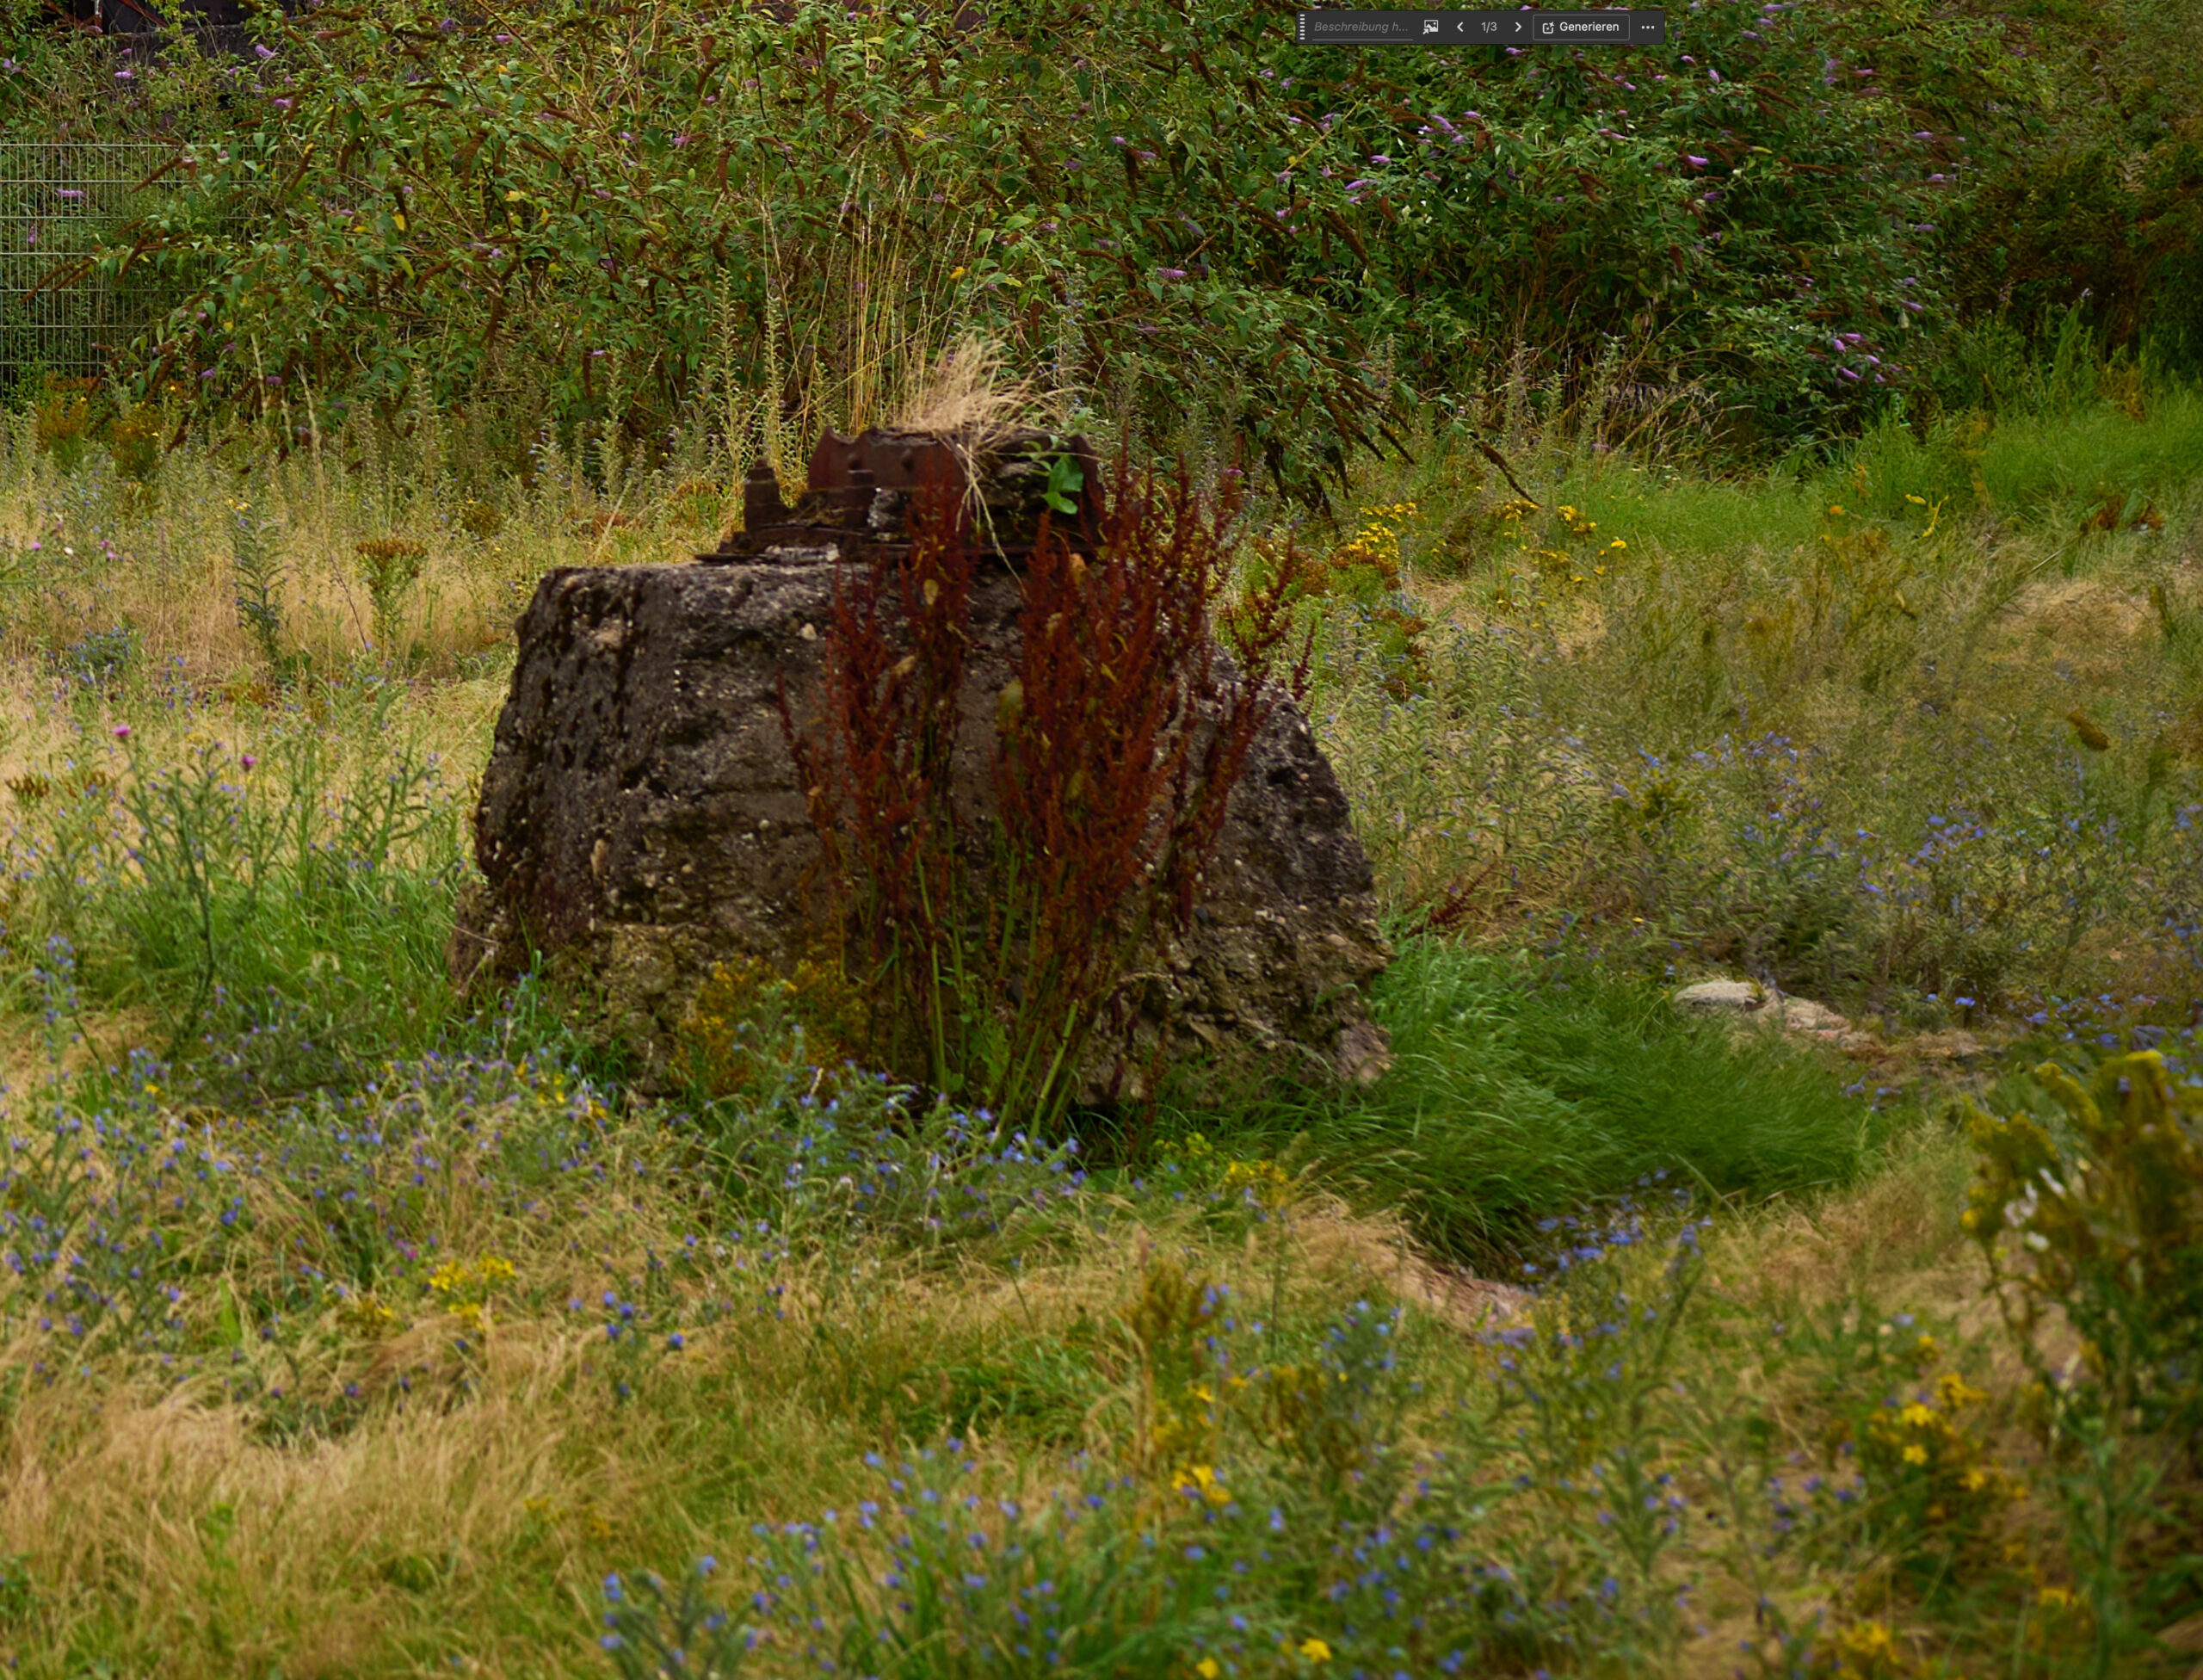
[454,427,1392,1101]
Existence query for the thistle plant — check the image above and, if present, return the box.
[230,495,286,672]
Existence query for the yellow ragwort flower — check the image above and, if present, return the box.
[1172,1465,1231,1508]
[1838,1621,1898,1660]
[1935,1370,1988,1409]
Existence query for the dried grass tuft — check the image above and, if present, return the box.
[888,333,1044,441]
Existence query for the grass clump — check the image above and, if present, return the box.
[1177,937,1890,1259]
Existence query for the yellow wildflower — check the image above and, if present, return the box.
[1171,1465,1231,1508]
[1299,1638,1333,1663]
[1899,1403,1936,1429]
[1903,1443,1929,1466]
[1935,1371,1987,1408]
[1837,1621,1898,1663]
[1194,1662,1220,1680]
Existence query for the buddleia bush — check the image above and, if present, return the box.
[77,0,2041,494]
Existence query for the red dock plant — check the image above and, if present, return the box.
[781,455,1307,1129]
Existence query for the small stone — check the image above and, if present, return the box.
[1336,1019,1394,1085]
[1674,979,1765,1012]
[1776,997,1849,1035]
[1912,1029,1986,1062]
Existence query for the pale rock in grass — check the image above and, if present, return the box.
[1774,996,1848,1034]
[1674,977,1882,1058]
[1673,979,1766,1012]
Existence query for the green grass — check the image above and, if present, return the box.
[1853,386,2203,521]
[1176,938,1892,1258]
[0,676,472,1092]
[1412,381,2203,571]
[1323,374,2203,1027]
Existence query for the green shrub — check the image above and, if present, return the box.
[1941,142,2203,388]
[87,0,2022,493]
[1965,1052,2203,1436]
[1965,1052,2203,1671]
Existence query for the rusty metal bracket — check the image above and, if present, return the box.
[700,427,1105,565]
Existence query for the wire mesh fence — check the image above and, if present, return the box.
[0,141,176,390]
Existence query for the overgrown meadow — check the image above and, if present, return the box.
[0,342,2197,1677]
[1,0,2201,1671]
